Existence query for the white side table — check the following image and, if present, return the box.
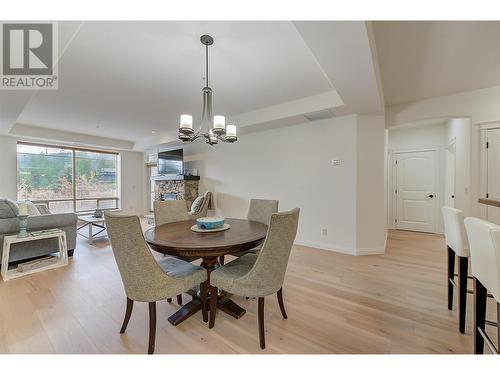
[1,230,68,281]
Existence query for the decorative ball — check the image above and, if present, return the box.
[196,217,225,230]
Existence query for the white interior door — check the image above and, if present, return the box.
[394,150,438,233]
[487,128,500,225]
[444,142,456,207]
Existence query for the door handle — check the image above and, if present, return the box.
[427,194,434,198]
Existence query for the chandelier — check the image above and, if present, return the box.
[178,35,238,145]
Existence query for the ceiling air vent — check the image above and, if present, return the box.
[303,109,336,122]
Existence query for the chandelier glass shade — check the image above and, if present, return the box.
[178,35,237,146]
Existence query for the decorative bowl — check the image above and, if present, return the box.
[196,217,225,230]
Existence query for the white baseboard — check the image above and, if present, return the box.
[294,240,356,255]
[355,247,386,255]
[295,230,387,256]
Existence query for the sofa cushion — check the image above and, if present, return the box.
[190,196,205,214]
[0,198,19,218]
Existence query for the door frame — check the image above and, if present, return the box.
[389,147,443,234]
[444,138,457,208]
[479,124,500,223]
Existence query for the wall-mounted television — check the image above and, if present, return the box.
[158,149,183,175]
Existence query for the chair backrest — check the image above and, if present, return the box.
[464,217,500,302]
[154,200,189,227]
[441,206,470,257]
[243,208,300,295]
[247,199,279,225]
[105,212,170,302]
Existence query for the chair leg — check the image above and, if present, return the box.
[258,297,266,349]
[447,246,455,310]
[474,277,487,354]
[148,302,156,355]
[458,256,468,334]
[219,255,225,265]
[209,285,218,328]
[167,298,172,303]
[177,294,182,305]
[200,282,208,323]
[277,288,288,319]
[120,297,134,334]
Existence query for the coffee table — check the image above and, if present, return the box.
[78,215,107,244]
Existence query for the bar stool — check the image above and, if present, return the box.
[441,207,470,333]
[464,217,500,354]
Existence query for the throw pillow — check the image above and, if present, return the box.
[26,201,41,216]
[0,198,19,218]
[36,203,51,215]
[190,195,205,214]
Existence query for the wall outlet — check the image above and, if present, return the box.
[331,158,342,166]
[321,228,328,236]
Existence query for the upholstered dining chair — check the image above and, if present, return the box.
[154,199,189,226]
[219,198,279,265]
[441,207,470,333]
[105,212,207,354]
[209,208,300,349]
[153,199,190,304]
[464,217,500,354]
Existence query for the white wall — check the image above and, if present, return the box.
[388,123,447,150]
[387,123,447,232]
[445,118,471,215]
[356,115,386,253]
[181,114,386,255]
[119,151,145,215]
[0,135,144,214]
[386,85,496,218]
[385,119,471,232]
[0,135,19,200]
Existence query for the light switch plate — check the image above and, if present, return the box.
[331,158,342,166]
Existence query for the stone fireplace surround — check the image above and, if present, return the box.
[153,177,200,207]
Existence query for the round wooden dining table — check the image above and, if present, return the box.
[144,218,268,326]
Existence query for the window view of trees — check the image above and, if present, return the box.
[17,143,119,213]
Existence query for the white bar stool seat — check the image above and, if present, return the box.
[441,207,470,333]
[464,217,500,354]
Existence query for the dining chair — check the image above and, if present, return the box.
[153,199,190,304]
[441,206,470,333]
[154,199,189,226]
[209,208,300,349]
[105,212,207,354]
[464,217,500,354]
[219,198,279,265]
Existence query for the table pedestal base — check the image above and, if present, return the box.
[167,294,246,326]
[217,297,246,319]
[166,256,247,326]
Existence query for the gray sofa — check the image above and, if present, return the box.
[0,199,77,264]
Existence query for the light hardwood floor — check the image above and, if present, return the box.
[0,228,497,354]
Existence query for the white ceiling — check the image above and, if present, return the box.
[294,21,384,115]
[14,21,333,143]
[373,21,500,106]
[6,21,497,150]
